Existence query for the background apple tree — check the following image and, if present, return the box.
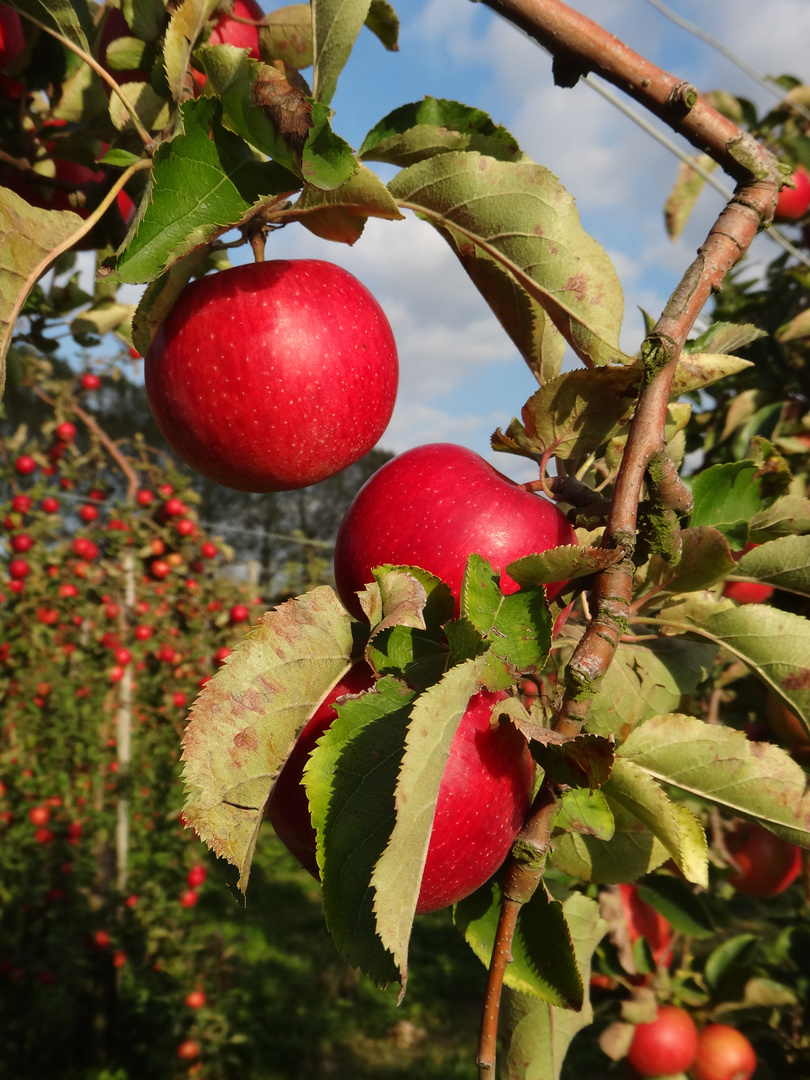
[1,2,810,1079]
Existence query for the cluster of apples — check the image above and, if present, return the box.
[628,1005,757,1080]
[146,258,576,912]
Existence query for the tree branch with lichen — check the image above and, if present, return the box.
[472,1,782,1074]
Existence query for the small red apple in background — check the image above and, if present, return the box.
[618,883,672,968]
[208,0,263,55]
[80,372,101,391]
[725,821,801,898]
[14,455,36,476]
[176,1039,200,1061]
[185,989,206,1009]
[626,1004,698,1078]
[144,261,398,492]
[722,542,774,605]
[229,604,249,625]
[267,666,534,914]
[691,1024,757,1080]
[765,694,810,764]
[0,5,24,70]
[774,168,810,222]
[333,443,575,621]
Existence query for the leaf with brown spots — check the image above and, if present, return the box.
[253,64,313,156]
[619,713,810,848]
[181,586,359,894]
[388,152,630,369]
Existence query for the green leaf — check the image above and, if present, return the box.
[70,301,136,339]
[0,188,84,394]
[454,880,583,1008]
[500,894,607,1080]
[359,98,524,166]
[515,368,639,465]
[749,494,810,540]
[181,585,358,892]
[555,788,615,841]
[644,527,737,596]
[664,154,718,241]
[669,352,754,394]
[301,100,358,189]
[703,934,756,989]
[659,604,810,732]
[603,758,709,886]
[387,152,629,369]
[5,0,93,50]
[690,461,769,548]
[259,3,313,69]
[550,794,669,884]
[109,80,171,133]
[365,0,398,51]
[164,0,220,102]
[288,164,404,244]
[307,675,416,988]
[312,0,371,106]
[370,657,486,989]
[583,635,718,738]
[618,713,810,847]
[685,320,767,355]
[636,874,715,939]
[508,545,621,589]
[114,98,300,283]
[460,554,552,687]
[529,731,614,792]
[735,534,810,597]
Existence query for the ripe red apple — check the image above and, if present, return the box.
[208,0,263,55]
[186,864,207,888]
[267,666,534,914]
[14,455,36,476]
[765,695,810,763]
[0,5,24,71]
[185,990,206,1009]
[144,261,398,492]
[618,883,672,968]
[722,542,774,605]
[775,168,810,222]
[80,372,101,391]
[229,603,249,624]
[333,443,576,620]
[626,1004,698,1078]
[725,821,801,898]
[692,1024,757,1080]
[176,1039,200,1061]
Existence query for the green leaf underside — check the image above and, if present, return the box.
[690,461,768,547]
[508,546,622,588]
[180,586,356,892]
[735,534,810,596]
[370,657,487,991]
[644,527,737,596]
[114,98,300,283]
[365,0,399,51]
[287,164,404,245]
[312,0,371,106]
[555,788,615,841]
[0,188,83,388]
[750,494,810,540]
[550,794,670,885]
[664,154,718,241]
[658,605,810,733]
[583,635,718,738]
[500,894,607,1080]
[164,0,220,103]
[454,880,583,1008]
[618,713,810,847]
[387,152,628,369]
[306,675,416,989]
[6,0,92,50]
[530,732,614,792]
[603,759,709,886]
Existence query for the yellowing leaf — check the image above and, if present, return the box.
[181,586,357,892]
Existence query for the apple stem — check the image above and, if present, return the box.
[471,2,781,1075]
[249,225,268,263]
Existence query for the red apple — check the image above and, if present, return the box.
[722,542,774,605]
[691,1024,756,1080]
[775,168,810,222]
[229,603,249,624]
[208,0,263,55]
[14,455,36,476]
[0,5,24,70]
[185,990,206,1009]
[333,443,576,620]
[144,261,398,492]
[618,883,672,968]
[627,1004,698,1078]
[80,373,101,391]
[267,667,534,914]
[725,821,801,898]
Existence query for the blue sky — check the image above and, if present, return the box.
[246,0,810,480]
